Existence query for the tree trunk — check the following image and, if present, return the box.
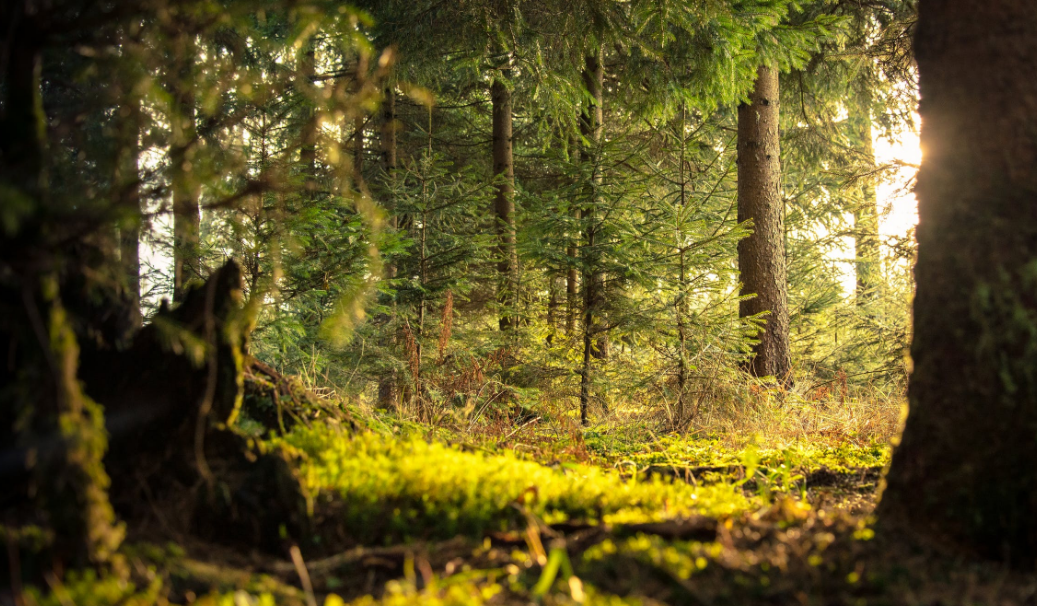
[851,87,880,305]
[0,15,122,567]
[579,49,604,426]
[492,75,519,331]
[118,100,142,327]
[736,65,791,382]
[377,84,399,410]
[171,34,200,303]
[299,39,318,192]
[877,0,1037,566]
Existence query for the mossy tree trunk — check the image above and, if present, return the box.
[0,6,123,567]
[878,0,1037,566]
[736,65,791,382]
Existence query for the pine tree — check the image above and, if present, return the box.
[737,65,791,382]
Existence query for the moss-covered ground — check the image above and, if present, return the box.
[10,393,1037,606]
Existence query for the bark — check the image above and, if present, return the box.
[736,65,791,382]
[492,75,519,331]
[377,84,399,410]
[117,100,142,327]
[353,58,367,188]
[851,90,880,304]
[579,50,604,426]
[299,40,318,192]
[877,0,1037,566]
[353,114,365,188]
[546,275,560,345]
[171,33,201,303]
[0,9,122,567]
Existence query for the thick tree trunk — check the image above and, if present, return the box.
[171,34,200,303]
[579,50,604,426]
[0,15,122,567]
[878,0,1037,566]
[736,65,791,382]
[851,91,880,304]
[492,75,519,331]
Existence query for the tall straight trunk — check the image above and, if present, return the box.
[566,137,579,335]
[579,49,604,426]
[878,0,1037,566]
[118,100,142,326]
[546,275,560,345]
[0,18,122,566]
[736,65,791,382]
[381,84,397,187]
[852,86,880,304]
[353,58,367,188]
[353,115,364,187]
[171,34,200,303]
[299,40,318,192]
[377,84,399,410]
[675,105,691,423]
[492,75,519,331]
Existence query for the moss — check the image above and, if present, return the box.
[43,277,124,567]
[276,426,756,543]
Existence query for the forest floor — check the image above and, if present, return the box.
[9,377,1037,606]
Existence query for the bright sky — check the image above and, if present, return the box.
[875,125,921,239]
[834,121,921,294]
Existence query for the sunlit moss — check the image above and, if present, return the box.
[277,426,756,542]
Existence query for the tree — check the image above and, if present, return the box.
[492,68,519,331]
[168,26,201,303]
[878,0,1037,566]
[737,65,791,381]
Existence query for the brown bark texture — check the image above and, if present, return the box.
[492,76,519,331]
[877,0,1037,566]
[736,65,791,381]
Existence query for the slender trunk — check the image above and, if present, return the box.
[299,40,318,192]
[118,100,142,327]
[852,89,880,304]
[878,0,1037,566]
[353,57,367,188]
[566,201,579,335]
[546,275,559,345]
[353,116,364,187]
[579,49,604,425]
[676,105,690,423]
[492,75,518,331]
[171,34,200,303]
[381,84,398,197]
[736,65,791,382]
[377,84,399,410]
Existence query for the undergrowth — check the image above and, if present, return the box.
[278,427,755,544]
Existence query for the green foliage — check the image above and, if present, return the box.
[277,425,756,542]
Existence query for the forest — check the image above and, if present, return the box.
[2,0,1037,604]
